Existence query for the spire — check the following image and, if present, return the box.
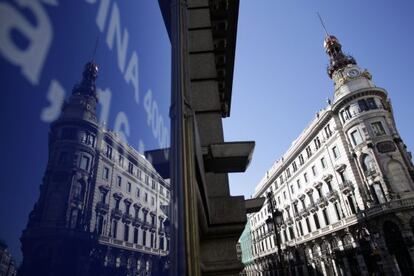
[324,35,356,78]
[72,61,99,100]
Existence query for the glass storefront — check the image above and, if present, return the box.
[0,1,180,275]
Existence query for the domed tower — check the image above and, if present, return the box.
[326,35,414,203]
[20,61,101,275]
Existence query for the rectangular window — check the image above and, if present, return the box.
[312,165,317,176]
[145,174,149,184]
[152,180,156,189]
[112,220,118,238]
[128,162,134,174]
[292,161,297,172]
[313,214,320,229]
[320,157,326,169]
[124,224,129,242]
[289,227,295,239]
[142,231,147,246]
[367,98,378,109]
[290,185,294,194]
[371,121,386,136]
[334,202,341,220]
[322,208,330,226]
[324,124,332,138]
[80,156,90,170]
[303,173,308,183]
[286,168,291,178]
[145,193,148,202]
[106,145,112,159]
[298,154,304,165]
[350,130,363,146]
[297,179,301,189]
[118,155,124,166]
[332,146,340,159]
[314,136,321,150]
[305,217,311,233]
[306,146,312,158]
[358,99,369,112]
[298,221,304,236]
[151,196,155,206]
[283,191,287,200]
[136,188,140,198]
[127,182,131,193]
[103,167,109,180]
[134,228,139,244]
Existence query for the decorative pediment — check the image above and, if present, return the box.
[305,188,314,195]
[322,174,333,182]
[313,181,323,189]
[335,164,347,173]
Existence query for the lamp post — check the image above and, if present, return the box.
[265,191,285,276]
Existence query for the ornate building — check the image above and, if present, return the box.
[242,34,414,276]
[18,62,170,276]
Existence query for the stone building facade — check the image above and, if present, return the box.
[18,62,170,276]
[242,35,414,276]
[0,241,17,276]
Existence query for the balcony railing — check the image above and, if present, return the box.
[289,197,414,247]
[339,180,354,194]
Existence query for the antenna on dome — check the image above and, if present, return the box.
[317,12,329,37]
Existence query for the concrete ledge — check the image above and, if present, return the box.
[203,141,255,173]
[189,52,217,80]
[188,8,211,29]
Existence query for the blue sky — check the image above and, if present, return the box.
[225,0,414,198]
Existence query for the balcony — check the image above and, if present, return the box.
[316,196,328,208]
[361,197,414,219]
[95,202,109,214]
[308,202,318,213]
[339,180,354,194]
[326,190,338,202]
[111,209,123,220]
[294,212,302,221]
